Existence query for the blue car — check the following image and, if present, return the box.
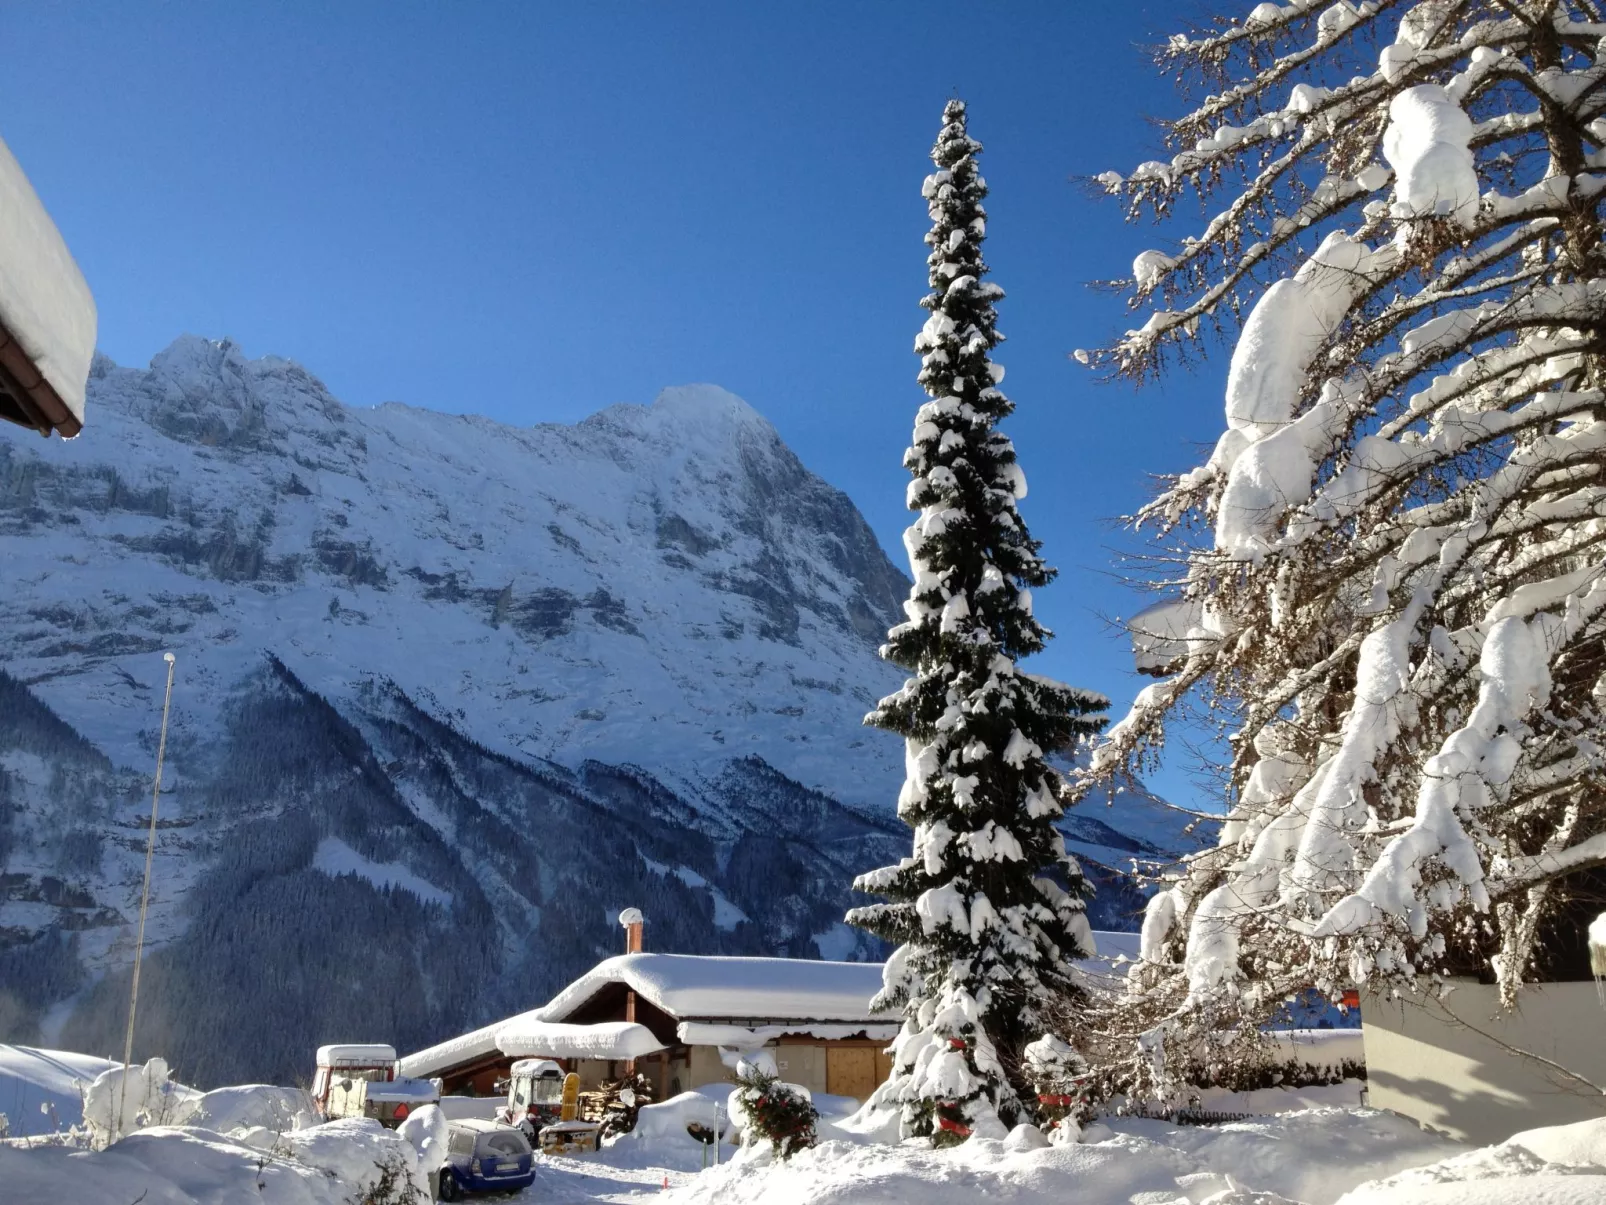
[438,1119,535,1199]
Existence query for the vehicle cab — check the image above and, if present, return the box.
[500,1058,567,1135]
[313,1043,438,1128]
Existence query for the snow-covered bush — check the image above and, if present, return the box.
[847,96,1107,1143]
[1084,0,1606,1076]
[1022,1034,1089,1141]
[729,1056,817,1160]
[397,1103,449,1174]
[82,1056,201,1146]
[281,1117,431,1203]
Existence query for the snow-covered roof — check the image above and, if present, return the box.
[398,1011,541,1080]
[494,1020,665,1061]
[539,953,894,1024]
[363,1077,437,1103]
[317,1044,396,1067]
[509,1059,561,1078]
[402,940,1151,1077]
[1072,931,1144,993]
[0,134,96,436]
[1129,598,1206,676]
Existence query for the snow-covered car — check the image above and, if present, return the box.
[437,1118,535,1199]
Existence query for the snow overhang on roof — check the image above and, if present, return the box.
[317,1043,396,1067]
[1129,597,1208,677]
[495,1020,666,1062]
[509,1059,562,1078]
[538,953,894,1025]
[676,1021,901,1050]
[0,134,96,439]
[397,1010,541,1080]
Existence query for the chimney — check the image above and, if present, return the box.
[619,907,644,955]
[618,908,645,1061]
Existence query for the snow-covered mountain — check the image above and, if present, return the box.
[0,337,1194,1084]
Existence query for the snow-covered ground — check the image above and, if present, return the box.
[16,1103,1606,1205]
[7,1048,1603,1204]
[657,1111,1606,1205]
[0,1044,118,1137]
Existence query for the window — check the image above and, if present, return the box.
[533,1079,564,1105]
[448,1131,475,1156]
[479,1132,531,1157]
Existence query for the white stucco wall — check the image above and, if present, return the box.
[1361,978,1606,1145]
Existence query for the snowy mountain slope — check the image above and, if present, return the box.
[0,338,1190,1083]
[2,336,908,805]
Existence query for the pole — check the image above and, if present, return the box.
[117,652,176,1142]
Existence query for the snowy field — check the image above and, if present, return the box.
[5,1050,1606,1205]
[12,1103,1606,1204]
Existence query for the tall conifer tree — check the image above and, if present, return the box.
[848,99,1108,1141]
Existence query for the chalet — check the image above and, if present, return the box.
[399,951,899,1103]
[0,132,96,439]
[400,921,1148,1107]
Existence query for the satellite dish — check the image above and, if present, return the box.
[618,907,644,927]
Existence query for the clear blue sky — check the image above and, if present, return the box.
[1,1,1226,808]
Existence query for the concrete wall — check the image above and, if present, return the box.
[1361,978,1606,1145]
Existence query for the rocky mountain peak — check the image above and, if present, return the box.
[2,338,908,807]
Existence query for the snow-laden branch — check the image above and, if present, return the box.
[1087,1,1606,1049]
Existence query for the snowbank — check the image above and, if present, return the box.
[662,1107,1459,1205]
[1,1119,429,1205]
[184,1084,316,1134]
[628,1088,729,1145]
[1337,1116,1606,1203]
[0,1044,117,1136]
[1508,1117,1606,1170]
[602,1087,739,1174]
[398,1102,449,1173]
[280,1117,431,1198]
[0,134,97,428]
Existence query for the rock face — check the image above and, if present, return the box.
[0,337,1190,1085]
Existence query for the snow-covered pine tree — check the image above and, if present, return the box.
[1085,1,1606,1068]
[848,99,1108,1142]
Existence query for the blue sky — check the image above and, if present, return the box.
[2,1,1226,807]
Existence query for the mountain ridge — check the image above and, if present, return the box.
[0,337,1192,1084]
